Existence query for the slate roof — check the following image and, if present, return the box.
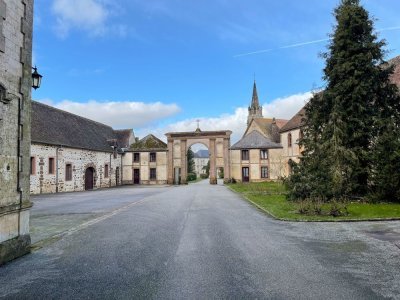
[129,134,167,151]
[280,107,306,133]
[31,101,133,152]
[231,130,283,150]
[115,129,134,149]
[194,150,209,158]
[244,118,286,143]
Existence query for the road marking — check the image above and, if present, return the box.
[31,198,150,250]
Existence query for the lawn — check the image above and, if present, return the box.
[227,182,400,221]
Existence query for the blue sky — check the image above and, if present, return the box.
[32,0,400,142]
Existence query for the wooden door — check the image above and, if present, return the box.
[115,167,120,185]
[85,167,94,190]
[133,169,140,184]
[242,167,249,182]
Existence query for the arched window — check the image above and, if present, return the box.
[299,130,304,141]
[288,133,292,147]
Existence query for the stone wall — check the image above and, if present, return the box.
[280,129,302,176]
[0,0,33,265]
[30,144,122,194]
[194,157,209,177]
[230,149,274,182]
[121,151,168,185]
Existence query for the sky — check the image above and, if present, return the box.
[32,0,400,143]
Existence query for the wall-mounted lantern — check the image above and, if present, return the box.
[31,66,42,89]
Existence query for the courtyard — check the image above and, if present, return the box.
[1,181,399,299]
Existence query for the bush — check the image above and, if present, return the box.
[200,174,208,179]
[187,173,197,182]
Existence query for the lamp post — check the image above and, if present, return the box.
[31,66,42,89]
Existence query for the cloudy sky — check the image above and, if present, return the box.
[33,0,400,143]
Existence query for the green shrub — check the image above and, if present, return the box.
[200,174,208,179]
[187,173,197,182]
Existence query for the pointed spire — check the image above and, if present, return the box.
[251,80,260,109]
[247,80,263,126]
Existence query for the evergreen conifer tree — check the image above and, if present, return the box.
[287,0,400,201]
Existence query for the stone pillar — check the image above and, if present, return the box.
[180,139,187,184]
[223,138,231,183]
[209,138,217,184]
[167,139,174,184]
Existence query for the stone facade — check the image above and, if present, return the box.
[122,150,168,185]
[0,0,33,265]
[280,128,302,176]
[166,131,231,185]
[122,134,168,185]
[193,157,209,177]
[30,144,121,194]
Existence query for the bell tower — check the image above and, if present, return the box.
[247,81,263,125]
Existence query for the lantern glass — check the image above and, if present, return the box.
[32,67,42,89]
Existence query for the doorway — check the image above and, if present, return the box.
[85,167,95,190]
[133,169,140,184]
[174,167,181,185]
[116,167,120,185]
[242,167,249,182]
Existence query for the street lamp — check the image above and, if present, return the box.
[31,66,42,89]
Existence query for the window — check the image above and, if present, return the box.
[288,133,292,147]
[299,130,304,141]
[48,158,55,174]
[104,164,109,178]
[260,150,268,159]
[150,152,156,162]
[150,168,157,180]
[133,152,140,162]
[65,164,72,181]
[261,167,268,178]
[241,150,249,160]
[30,157,36,175]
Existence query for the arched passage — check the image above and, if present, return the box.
[165,129,232,185]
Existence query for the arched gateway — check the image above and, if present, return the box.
[165,129,232,185]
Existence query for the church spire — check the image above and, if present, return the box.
[251,80,260,108]
[247,80,263,125]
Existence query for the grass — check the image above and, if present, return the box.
[227,181,400,221]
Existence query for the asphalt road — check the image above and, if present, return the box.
[1,180,400,299]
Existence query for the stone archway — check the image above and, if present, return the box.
[165,130,232,185]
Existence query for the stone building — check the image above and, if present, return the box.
[0,0,34,265]
[279,107,305,176]
[193,150,209,178]
[121,134,168,185]
[30,101,134,194]
[230,82,288,182]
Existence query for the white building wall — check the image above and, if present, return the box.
[30,144,121,194]
[193,157,209,177]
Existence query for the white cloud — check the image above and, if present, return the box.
[52,0,126,38]
[263,91,313,119]
[37,91,311,145]
[136,91,312,144]
[37,99,181,128]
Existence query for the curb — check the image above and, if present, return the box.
[226,186,400,223]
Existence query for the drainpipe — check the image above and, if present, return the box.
[109,153,112,187]
[55,145,61,193]
[120,149,124,186]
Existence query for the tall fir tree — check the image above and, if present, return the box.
[287,0,399,201]
[187,147,195,174]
